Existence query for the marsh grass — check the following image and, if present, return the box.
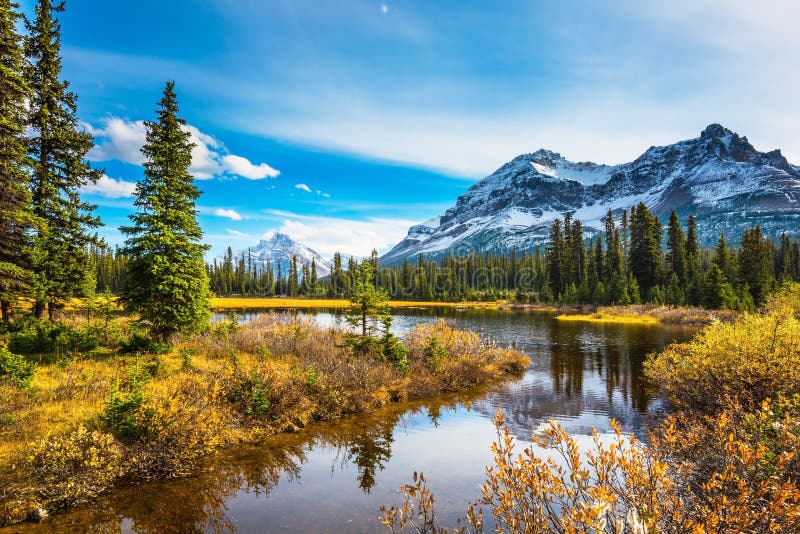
[0,314,528,526]
[556,305,739,326]
[209,297,504,310]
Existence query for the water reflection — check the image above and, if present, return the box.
[18,391,495,533]
[8,309,696,533]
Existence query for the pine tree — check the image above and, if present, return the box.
[684,215,702,306]
[119,82,210,340]
[737,226,773,306]
[665,210,687,285]
[0,0,35,321]
[628,203,662,296]
[703,265,731,310]
[310,259,318,296]
[288,255,299,297]
[26,0,102,319]
[546,219,565,297]
[346,259,389,337]
[712,233,736,285]
[604,210,621,278]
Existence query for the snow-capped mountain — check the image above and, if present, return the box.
[223,233,331,277]
[382,124,800,262]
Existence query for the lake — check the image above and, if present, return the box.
[12,308,697,533]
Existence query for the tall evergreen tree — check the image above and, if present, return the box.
[26,0,102,319]
[0,0,35,321]
[712,233,736,285]
[288,256,299,297]
[604,209,621,278]
[119,82,210,340]
[684,215,702,305]
[546,219,565,297]
[628,203,662,295]
[737,225,773,306]
[665,210,687,285]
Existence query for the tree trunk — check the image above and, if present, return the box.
[361,305,367,336]
[1,300,10,323]
[34,300,46,319]
[47,301,57,321]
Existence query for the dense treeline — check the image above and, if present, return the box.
[193,204,799,310]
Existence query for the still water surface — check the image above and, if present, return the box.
[14,309,697,533]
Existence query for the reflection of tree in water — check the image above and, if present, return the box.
[28,389,491,533]
[548,320,585,399]
[479,321,696,441]
[324,391,487,493]
[31,443,307,534]
[345,422,395,492]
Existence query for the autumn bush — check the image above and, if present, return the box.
[0,313,528,526]
[382,406,800,533]
[28,426,124,509]
[404,320,530,393]
[383,295,800,533]
[645,309,800,413]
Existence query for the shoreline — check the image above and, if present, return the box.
[0,316,528,527]
[554,305,740,326]
[208,297,737,326]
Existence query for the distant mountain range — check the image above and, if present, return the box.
[382,124,800,263]
[223,233,331,277]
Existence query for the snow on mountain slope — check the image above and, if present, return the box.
[222,233,331,277]
[382,124,800,263]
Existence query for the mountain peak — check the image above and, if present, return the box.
[701,123,733,140]
[381,124,800,264]
[230,234,331,278]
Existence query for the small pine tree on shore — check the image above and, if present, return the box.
[119,82,210,341]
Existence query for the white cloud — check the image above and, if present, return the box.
[87,116,281,180]
[80,174,137,198]
[215,208,243,221]
[380,4,388,14]
[86,118,147,165]
[226,229,251,238]
[262,210,417,257]
[184,124,224,179]
[221,154,280,179]
[293,183,329,196]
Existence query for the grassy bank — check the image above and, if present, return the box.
[555,304,740,325]
[209,297,505,310]
[0,315,528,526]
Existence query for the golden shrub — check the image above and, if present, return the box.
[382,407,800,533]
[28,426,123,508]
[645,310,800,413]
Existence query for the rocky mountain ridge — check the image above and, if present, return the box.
[382,124,800,263]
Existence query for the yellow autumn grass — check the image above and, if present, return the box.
[555,312,660,325]
[556,305,739,326]
[209,297,503,310]
[0,315,528,525]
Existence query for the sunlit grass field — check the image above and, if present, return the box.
[209,297,504,310]
[555,312,660,325]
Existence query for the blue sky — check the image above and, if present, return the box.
[19,0,800,257]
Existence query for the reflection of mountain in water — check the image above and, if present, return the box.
[473,319,691,440]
